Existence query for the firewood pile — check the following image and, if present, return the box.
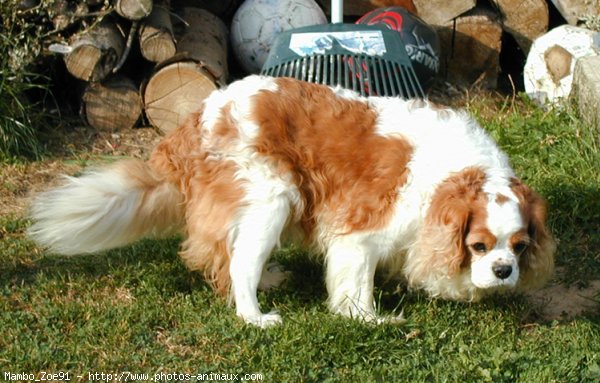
[41,0,237,134]
[35,0,597,133]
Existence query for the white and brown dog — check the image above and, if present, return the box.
[29,76,555,327]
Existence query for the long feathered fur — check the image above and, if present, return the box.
[28,159,184,255]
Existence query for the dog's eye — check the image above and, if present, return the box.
[513,242,528,255]
[471,242,487,253]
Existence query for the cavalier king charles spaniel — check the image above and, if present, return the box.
[29,76,555,327]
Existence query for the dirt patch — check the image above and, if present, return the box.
[526,279,600,321]
[0,126,161,217]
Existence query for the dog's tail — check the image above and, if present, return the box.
[28,159,185,255]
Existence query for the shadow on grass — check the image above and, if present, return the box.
[0,232,211,296]
[545,184,600,286]
[2,182,597,326]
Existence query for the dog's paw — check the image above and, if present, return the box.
[241,311,283,328]
[258,262,290,291]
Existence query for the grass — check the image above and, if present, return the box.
[0,4,49,161]
[0,53,48,161]
[1,94,599,381]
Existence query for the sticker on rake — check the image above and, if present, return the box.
[289,31,386,57]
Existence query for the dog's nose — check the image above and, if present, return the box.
[493,264,512,280]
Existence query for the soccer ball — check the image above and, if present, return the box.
[231,0,327,74]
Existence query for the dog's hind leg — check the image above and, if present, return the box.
[229,195,290,328]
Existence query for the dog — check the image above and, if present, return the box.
[28,76,555,327]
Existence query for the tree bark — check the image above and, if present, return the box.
[64,17,125,82]
[437,6,503,88]
[548,0,600,25]
[143,8,228,134]
[139,0,176,63]
[115,0,153,20]
[144,62,218,134]
[413,0,476,25]
[492,0,548,54]
[174,7,228,82]
[82,76,142,131]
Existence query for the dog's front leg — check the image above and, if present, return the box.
[325,238,380,321]
[325,237,404,324]
[229,196,289,328]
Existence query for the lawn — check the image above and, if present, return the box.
[1,94,599,382]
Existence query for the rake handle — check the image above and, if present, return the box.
[331,0,343,23]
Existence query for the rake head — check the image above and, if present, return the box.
[261,24,425,99]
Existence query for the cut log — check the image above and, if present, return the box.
[139,1,176,63]
[492,0,548,54]
[318,0,375,17]
[144,8,228,134]
[82,76,142,131]
[370,0,417,14]
[175,7,228,82]
[64,17,125,82]
[144,62,217,134]
[192,0,244,18]
[549,0,600,25]
[50,0,89,31]
[437,6,503,88]
[572,55,600,134]
[115,0,153,20]
[413,0,476,25]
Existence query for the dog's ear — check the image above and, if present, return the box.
[424,191,472,274]
[511,180,556,289]
[409,168,487,280]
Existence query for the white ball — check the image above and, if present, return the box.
[231,0,327,74]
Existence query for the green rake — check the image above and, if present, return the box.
[260,1,424,98]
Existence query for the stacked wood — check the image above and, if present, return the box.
[413,0,476,25]
[64,17,125,82]
[549,0,600,25]
[144,7,228,134]
[437,7,503,88]
[116,0,153,20]
[50,0,90,31]
[369,0,417,14]
[492,0,549,53]
[572,56,600,133]
[139,0,176,62]
[172,0,245,18]
[143,62,216,134]
[175,7,228,82]
[82,76,142,131]
[413,1,547,87]
[54,0,229,133]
